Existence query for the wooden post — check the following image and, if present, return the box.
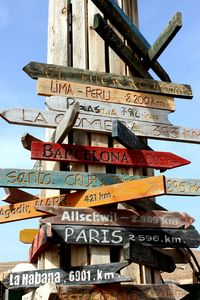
[34,0,162,289]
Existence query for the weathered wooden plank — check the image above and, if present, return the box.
[1,106,172,129]
[2,187,38,204]
[38,206,194,229]
[21,132,42,150]
[124,243,176,272]
[31,141,190,170]
[50,175,166,208]
[51,224,200,248]
[53,102,80,143]
[112,119,153,150]
[23,61,193,98]
[37,78,175,110]
[3,262,130,289]
[90,0,171,81]
[1,168,200,196]
[166,178,200,196]
[0,168,142,190]
[0,194,67,224]
[1,108,65,128]
[5,108,200,144]
[148,12,182,62]
[56,284,188,300]
[46,96,171,124]
[93,13,152,79]
[19,229,38,244]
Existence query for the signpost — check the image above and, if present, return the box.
[0,168,143,190]
[46,96,171,125]
[37,206,194,229]
[37,77,175,111]
[3,262,130,289]
[3,108,200,144]
[0,194,67,224]
[31,141,190,170]
[56,284,189,300]
[23,61,193,99]
[1,168,200,196]
[123,242,176,272]
[51,224,200,248]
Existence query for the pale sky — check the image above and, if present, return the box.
[0,1,200,262]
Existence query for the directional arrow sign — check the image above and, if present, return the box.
[3,262,130,289]
[37,77,175,111]
[46,96,171,125]
[0,168,143,190]
[1,169,200,196]
[31,141,190,170]
[23,61,193,99]
[55,284,189,300]
[0,176,165,223]
[124,242,176,272]
[51,224,200,248]
[37,206,194,229]
[0,194,67,224]
[3,108,200,144]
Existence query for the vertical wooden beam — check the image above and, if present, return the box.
[70,0,89,267]
[41,0,69,269]
[88,0,110,265]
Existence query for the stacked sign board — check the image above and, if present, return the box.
[1,0,200,298]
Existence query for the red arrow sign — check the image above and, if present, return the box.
[31,141,190,170]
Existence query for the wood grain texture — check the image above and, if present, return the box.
[93,13,152,79]
[5,109,200,144]
[37,77,175,111]
[31,141,190,170]
[56,284,188,300]
[46,96,171,125]
[53,102,80,143]
[23,61,193,98]
[148,12,182,62]
[90,0,171,81]
[38,206,194,229]
[60,175,166,208]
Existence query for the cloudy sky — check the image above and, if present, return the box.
[0,0,200,262]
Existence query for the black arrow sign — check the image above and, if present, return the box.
[3,262,130,289]
[50,225,200,248]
